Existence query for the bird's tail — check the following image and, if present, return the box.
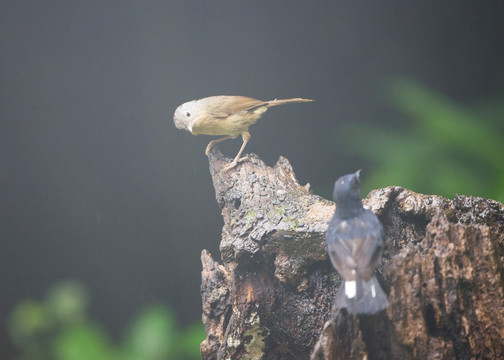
[265,98,314,107]
[334,275,388,315]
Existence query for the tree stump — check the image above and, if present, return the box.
[200,149,504,360]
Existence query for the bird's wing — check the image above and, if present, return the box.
[352,211,384,280]
[207,96,266,118]
[326,219,357,277]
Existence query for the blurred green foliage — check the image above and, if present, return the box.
[345,77,504,203]
[7,281,205,360]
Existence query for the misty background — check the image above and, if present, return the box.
[1,1,503,357]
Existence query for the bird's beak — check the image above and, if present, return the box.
[355,169,362,180]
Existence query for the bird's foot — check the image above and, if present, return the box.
[222,157,248,172]
[205,136,233,156]
[222,161,238,172]
[205,143,214,156]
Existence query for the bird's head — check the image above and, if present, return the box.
[333,170,362,207]
[173,100,201,133]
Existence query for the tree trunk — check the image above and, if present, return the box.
[200,149,504,360]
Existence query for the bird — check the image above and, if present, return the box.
[173,95,313,171]
[325,170,388,314]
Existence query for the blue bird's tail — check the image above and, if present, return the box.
[334,275,388,315]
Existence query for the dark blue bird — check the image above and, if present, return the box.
[325,170,388,314]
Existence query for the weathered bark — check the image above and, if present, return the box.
[200,149,504,360]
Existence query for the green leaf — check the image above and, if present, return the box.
[176,323,205,359]
[342,77,504,202]
[7,300,53,346]
[45,281,88,325]
[123,304,176,359]
[53,323,112,360]
[387,78,504,169]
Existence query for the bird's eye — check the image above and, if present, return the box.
[185,112,191,117]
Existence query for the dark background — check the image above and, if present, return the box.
[1,1,503,357]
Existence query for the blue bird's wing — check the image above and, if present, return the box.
[352,210,384,280]
[326,218,358,280]
[326,210,383,281]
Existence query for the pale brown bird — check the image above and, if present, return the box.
[173,95,313,171]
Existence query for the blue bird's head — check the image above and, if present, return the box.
[333,170,362,210]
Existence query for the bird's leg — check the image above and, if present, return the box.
[205,136,233,156]
[222,132,251,171]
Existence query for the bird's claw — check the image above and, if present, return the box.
[205,144,214,156]
[222,161,237,172]
[222,157,248,172]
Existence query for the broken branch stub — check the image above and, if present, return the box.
[201,149,504,360]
